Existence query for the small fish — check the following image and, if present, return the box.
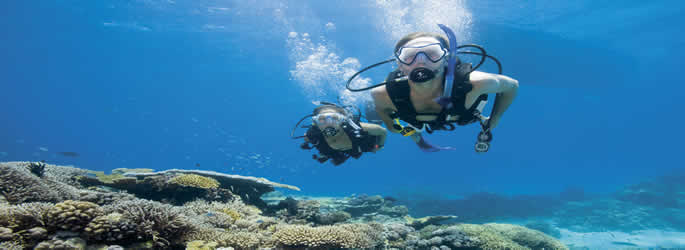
[0,152,7,158]
[206,212,216,217]
[195,163,201,167]
[57,152,80,157]
[38,147,49,152]
[256,219,264,224]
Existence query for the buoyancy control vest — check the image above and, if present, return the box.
[304,119,378,166]
[385,63,488,133]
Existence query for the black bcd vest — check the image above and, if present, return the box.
[385,63,488,132]
[305,120,377,165]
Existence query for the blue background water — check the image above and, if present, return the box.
[1,0,683,200]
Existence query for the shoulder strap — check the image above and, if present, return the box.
[341,120,368,157]
[385,70,420,126]
[448,63,489,125]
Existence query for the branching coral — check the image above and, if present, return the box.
[0,202,52,230]
[105,199,194,248]
[0,162,61,203]
[0,241,22,250]
[168,174,220,189]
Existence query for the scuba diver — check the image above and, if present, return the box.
[347,24,518,153]
[292,102,387,166]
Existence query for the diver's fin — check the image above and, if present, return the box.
[416,134,455,152]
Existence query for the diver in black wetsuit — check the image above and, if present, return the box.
[347,24,519,153]
[294,103,387,166]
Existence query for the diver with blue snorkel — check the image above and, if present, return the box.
[347,24,518,153]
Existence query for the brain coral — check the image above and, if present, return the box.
[273,223,383,248]
[47,200,103,231]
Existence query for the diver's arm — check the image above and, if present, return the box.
[470,71,519,129]
[361,123,387,150]
[371,86,401,133]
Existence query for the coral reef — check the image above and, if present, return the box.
[0,240,22,250]
[83,213,137,242]
[186,240,218,250]
[408,223,568,250]
[343,194,385,216]
[0,161,569,249]
[105,199,194,248]
[34,237,86,250]
[168,174,220,189]
[124,169,300,207]
[484,223,567,249]
[272,223,384,249]
[270,197,322,224]
[315,211,351,225]
[0,162,62,203]
[47,200,103,231]
[407,224,479,249]
[27,162,45,177]
[78,169,300,207]
[406,215,458,229]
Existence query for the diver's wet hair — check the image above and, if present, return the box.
[313,105,348,116]
[394,32,449,53]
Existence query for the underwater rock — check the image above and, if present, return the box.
[615,174,685,209]
[406,215,457,229]
[315,210,351,225]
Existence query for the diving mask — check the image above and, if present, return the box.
[312,112,347,136]
[395,43,448,66]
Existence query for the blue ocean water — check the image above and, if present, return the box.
[1,0,683,211]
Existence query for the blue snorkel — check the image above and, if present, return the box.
[435,24,458,109]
